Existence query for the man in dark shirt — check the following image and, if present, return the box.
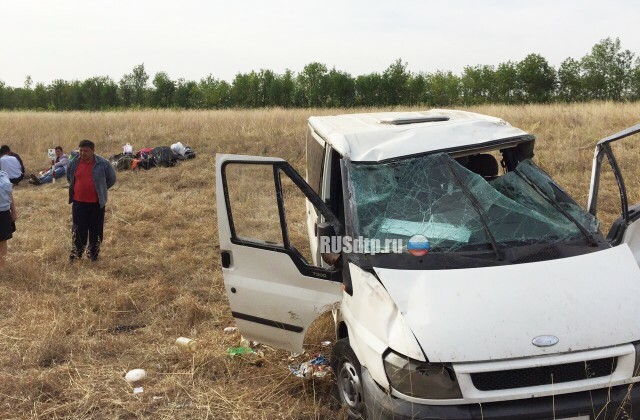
[66,139,116,261]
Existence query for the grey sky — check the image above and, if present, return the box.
[1,0,639,87]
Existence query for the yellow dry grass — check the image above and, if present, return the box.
[0,103,639,418]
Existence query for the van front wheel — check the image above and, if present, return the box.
[332,338,366,419]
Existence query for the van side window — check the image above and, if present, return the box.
[306,130,325,195]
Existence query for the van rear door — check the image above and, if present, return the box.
[216,154,343,353]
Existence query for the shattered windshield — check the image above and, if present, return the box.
[348,153,600,253]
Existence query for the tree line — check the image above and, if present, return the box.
[1,38,640,111]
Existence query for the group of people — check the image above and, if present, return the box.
[0,140,117,267]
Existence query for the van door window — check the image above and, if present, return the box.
[221,160,341,277]
[224,163,283,245]
[306,129,325,195]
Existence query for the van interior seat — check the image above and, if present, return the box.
[466,154,499,180]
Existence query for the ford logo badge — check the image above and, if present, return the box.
[532,335,559,347]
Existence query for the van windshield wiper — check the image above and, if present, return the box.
[513,169,598,247]
[444,159,503,261]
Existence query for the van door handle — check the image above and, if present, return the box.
[221,251,232,268]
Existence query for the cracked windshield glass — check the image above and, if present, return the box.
[348,152,600,253]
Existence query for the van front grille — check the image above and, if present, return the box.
[471,357,617,391]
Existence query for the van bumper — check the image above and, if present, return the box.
[362,367,640,419]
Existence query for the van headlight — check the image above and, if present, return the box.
[383,350,462,399]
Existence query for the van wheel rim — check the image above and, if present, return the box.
[338,361,363,410]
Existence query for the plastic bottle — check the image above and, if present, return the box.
[176,337,198,352]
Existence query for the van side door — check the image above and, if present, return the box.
[588,124,640,263]
[216,154,343,353]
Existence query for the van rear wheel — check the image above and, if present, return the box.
[331,338,366,419]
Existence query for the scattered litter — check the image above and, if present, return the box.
[152,396,163,401]
[321,340,332,347]
[239,336,250,348]
[223,326,237,334]
[227,346,255,357]
[289,354,331,379]
[125,369,147,384]
[125,369,147,394]
[175,337,198,352]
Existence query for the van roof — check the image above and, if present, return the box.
[308,109,532,162]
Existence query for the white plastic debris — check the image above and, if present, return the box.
[223,326,238,334]
[176,337,198,352]
[321,340,332,347]
[125,369,146,384]
[171,142,186,156]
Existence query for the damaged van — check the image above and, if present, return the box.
[216,110,640,419]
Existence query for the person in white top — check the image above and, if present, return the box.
[0,171,17,268]
[0,149,23,185]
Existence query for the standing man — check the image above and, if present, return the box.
[67,139,116,261]
[0,170,17,268]
[0,145,24,185]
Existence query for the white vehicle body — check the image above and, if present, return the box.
[216,111,640,419]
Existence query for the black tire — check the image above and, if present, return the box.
[331,338,366,419]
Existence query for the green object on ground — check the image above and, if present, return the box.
[227,346,255,357]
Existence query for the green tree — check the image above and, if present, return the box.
[132,64,149,106]
[280,69,296,108]
[33,82,49,109]
[82,76,118,110]
[119,73,135,107]
[557,57,584,102]
[151,72,176,108]
[297,62,329,107]
[174,79,201,108]
[629,58,640,101]
[406,73,427,105]
[355,73,384,106]
[494,61,518,103]
[426,71,461,106]
[581,37,634,100]
[516,54,556,103]
[461,65,496,105]
[199,75,232,108]
[382,59,410,105]
[326,68,355,107]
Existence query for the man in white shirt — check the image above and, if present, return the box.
[0,152,23,185]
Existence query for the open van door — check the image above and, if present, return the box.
[216,154,343,353]
[588,124,640,264]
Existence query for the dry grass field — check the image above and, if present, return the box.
[0,103,639,419]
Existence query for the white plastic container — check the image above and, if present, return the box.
[176,337,198,352]
[123,143,133,155]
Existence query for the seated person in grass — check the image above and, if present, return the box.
[29,146,69,185]
[0,145,24,185]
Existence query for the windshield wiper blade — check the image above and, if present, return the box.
[444,159,503,261]
[513,169,598,247]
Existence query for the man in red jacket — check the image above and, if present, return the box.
[67,139,116,261]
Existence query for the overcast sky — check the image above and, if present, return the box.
[1,0,639,87]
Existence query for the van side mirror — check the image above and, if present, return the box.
[317,222,341,266]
